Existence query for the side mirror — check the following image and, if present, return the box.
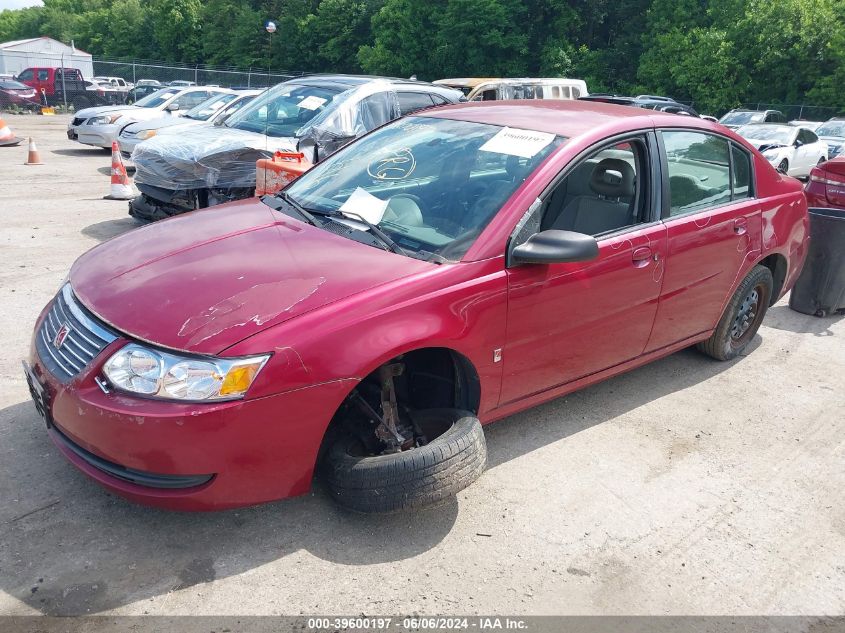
[165,102,180,112]
[510,230,599,266]
[794,139,803,147]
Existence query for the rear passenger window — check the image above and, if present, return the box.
[663,131,732,216]
[731,144,752,200]
[397,92,434,115]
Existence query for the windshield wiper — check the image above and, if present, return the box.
[334,210,403,254]
[262,192,318,226]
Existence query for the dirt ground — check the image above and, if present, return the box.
[0,114,843,617]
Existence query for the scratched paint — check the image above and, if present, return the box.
[177,278,326,348]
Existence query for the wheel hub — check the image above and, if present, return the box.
[731,288,759,340]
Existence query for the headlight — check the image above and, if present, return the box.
[88,114,123,125]
[103,343,270,401]
[136,129,156,140]
[761,149,780,160]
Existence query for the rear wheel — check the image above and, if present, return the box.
[697,265,773,361]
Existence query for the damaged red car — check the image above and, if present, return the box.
[24,101,809,511]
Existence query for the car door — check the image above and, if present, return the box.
[501,133,668,404]
[645,130,760,351]
[800,129,825,172]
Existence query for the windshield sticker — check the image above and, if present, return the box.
[298,95,328,111]
[480,127,556,158]
[339,187,389,224]
[367,148,416,180]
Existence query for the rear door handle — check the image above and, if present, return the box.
[734,218,748,235]
[632,246,652,268]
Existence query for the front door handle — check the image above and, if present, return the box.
[734,218,748,235]
[632,246,652,268]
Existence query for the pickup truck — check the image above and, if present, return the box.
[16,67,124,110]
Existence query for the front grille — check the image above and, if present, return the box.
[72,117,85,126]
[36,284,117,383]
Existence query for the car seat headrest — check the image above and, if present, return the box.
[590,158,635,198]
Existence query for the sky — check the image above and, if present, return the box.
[0,0,43,9]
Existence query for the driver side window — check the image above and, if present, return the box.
[537,139,647,237]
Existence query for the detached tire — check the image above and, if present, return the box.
[324,409,487,513]
[697,265,773,361]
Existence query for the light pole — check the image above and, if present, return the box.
[264,20,276,89]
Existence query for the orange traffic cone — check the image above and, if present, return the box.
[0,116,22,147]
[104,141,138,200]
[24,137,43,165]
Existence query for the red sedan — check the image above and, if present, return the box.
[0,79,40,110]
[24,101,810,511]
[805,157,845,209]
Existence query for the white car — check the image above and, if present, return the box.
[94,76,133,91]
[117,90,261,161]
[736,123,828,178]
[67,86,233,148]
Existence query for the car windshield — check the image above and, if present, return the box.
[282,116,565,262]
[0,79,30,89]
[720,111,765,125]
[815,121,845,138]
[183,93,238,120]
[134,89,180,108]
[736,125,793,144]
[224,83,341,137]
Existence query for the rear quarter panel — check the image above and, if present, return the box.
[753,153,810,299]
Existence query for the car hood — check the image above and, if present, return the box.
[75,105,144,119]
[69,198,433,355]
[820,136,844,144]
[125,116,203,134]
[132,126,296,191]
[744,139,788,153]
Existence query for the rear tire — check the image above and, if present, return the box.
[323,409,487,513]
[696,265,773,361]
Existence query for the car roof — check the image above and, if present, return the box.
[421,99,664,137]
[288,74,454,91]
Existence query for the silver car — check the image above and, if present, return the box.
[129,75,465,221]
[117,90,262,161]
[67,86,233,148]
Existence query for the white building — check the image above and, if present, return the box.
[0,37,93,77]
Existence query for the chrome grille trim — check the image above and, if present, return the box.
[35,284,118,383]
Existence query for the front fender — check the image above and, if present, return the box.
[224,258,509,416]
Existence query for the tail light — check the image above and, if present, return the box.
[809,167,845,186]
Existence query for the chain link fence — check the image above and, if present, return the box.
[740,102,841,122]
[92,57,305,90]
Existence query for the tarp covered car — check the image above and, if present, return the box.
[129,75,464,221]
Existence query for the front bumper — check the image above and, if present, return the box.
[75,122,122,148]
[26,302,355,510]
[117,136,139,162]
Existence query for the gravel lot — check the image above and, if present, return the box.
[0,114,843,617]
